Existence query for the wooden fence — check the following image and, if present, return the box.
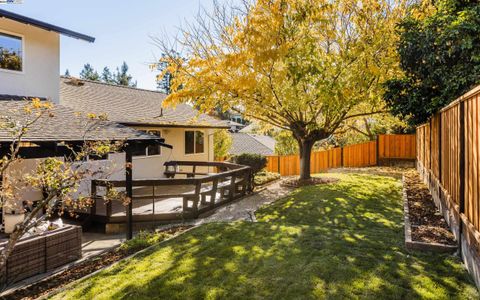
[416,85,480,287]
[266,134,416,176]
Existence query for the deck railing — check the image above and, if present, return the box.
[89,161,252,224]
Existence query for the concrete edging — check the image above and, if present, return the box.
[402,175,458,253]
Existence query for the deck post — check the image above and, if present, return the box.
[125,146,133,240]
[90,180,97,216]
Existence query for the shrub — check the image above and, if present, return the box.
[214,129,232,160]
[254,171,281,186]
[234,153,267,174]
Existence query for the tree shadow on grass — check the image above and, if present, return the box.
[60,173,478,300]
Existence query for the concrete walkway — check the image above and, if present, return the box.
[81,232,125,259]
[197,181,291,223]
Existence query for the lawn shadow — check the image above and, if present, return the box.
[60,173,478,299]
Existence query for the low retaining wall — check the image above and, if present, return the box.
[378,158,415,168]
[417,162,480,288]
[0,225,82,285]
[403,175,457,253]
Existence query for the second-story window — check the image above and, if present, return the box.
[0,31,23,72]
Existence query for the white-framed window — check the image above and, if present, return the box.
[185,130,204,155]
[132,130,162,157]
[0,30,24,73]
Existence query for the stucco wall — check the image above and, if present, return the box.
[0,18,60,103]
[110,127,215,179]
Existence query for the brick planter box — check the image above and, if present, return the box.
[0,225,82,286]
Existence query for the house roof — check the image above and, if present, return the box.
[0,96,167,144]
[0,9,95,42]
[60,77,229,129]
[229,133,275,156]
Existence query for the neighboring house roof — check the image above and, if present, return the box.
[0,96,164,143]
[228,120,245,127]
[0,9,95,42]
[229,133,275,156]
[60,77,229,129]
[239,123,259,133]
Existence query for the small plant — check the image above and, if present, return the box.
[233,153,267,174]
[119,230,171,254]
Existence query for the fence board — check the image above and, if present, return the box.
[265,134,414,176]
[416,88,480,234]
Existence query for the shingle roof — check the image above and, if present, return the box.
[60,77,228,129]
[229,133,275,156]
[0,97,162,143]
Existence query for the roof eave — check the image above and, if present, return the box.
[119,122,230,129]
[0,9,95,42]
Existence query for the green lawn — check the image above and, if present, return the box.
[53,173,478,299]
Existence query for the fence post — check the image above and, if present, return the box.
[340,147,344,167]
[438,115,442,183]
[277,156,281,175]
[430,118,433,171]
[459,100,466,215]
[376,136,380,166]
[459,100,466,256]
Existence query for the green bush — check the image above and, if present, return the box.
[254,171,281,186]
[234,153,267,174]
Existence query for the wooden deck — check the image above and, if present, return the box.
[87,161,252,228]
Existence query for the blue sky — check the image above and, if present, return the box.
[2,0,213,90]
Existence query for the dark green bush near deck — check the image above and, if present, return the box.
[233,153,267,174]
[53,173,479,300]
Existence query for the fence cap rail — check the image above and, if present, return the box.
[438,84,480,114]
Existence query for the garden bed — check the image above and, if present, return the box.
[5,226,190,300]
[403,171,457,253]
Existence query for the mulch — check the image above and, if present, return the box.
[280,177,339,188]
[404,171,456,246]
[5,226,190,300]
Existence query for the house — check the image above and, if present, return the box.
[0,9,236,237]
[229,132,276,156]
[227,120,246,132]
[0,8,170,229]
[59,77,229,178]
[0,9,254,286]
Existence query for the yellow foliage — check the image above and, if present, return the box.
[156,0,410,178]
[161,0,408,138]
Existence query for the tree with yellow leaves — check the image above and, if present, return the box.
[155,0,409,180]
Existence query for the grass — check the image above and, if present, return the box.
[52,173,478,299]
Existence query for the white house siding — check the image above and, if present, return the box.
[0,18,60,103]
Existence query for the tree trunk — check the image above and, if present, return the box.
[298,139,315,180]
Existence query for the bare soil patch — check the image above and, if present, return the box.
[404,171,456,246]
[280,177,339,188]
[5,226,190,300]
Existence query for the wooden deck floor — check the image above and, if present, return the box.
[95,184,214,217]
